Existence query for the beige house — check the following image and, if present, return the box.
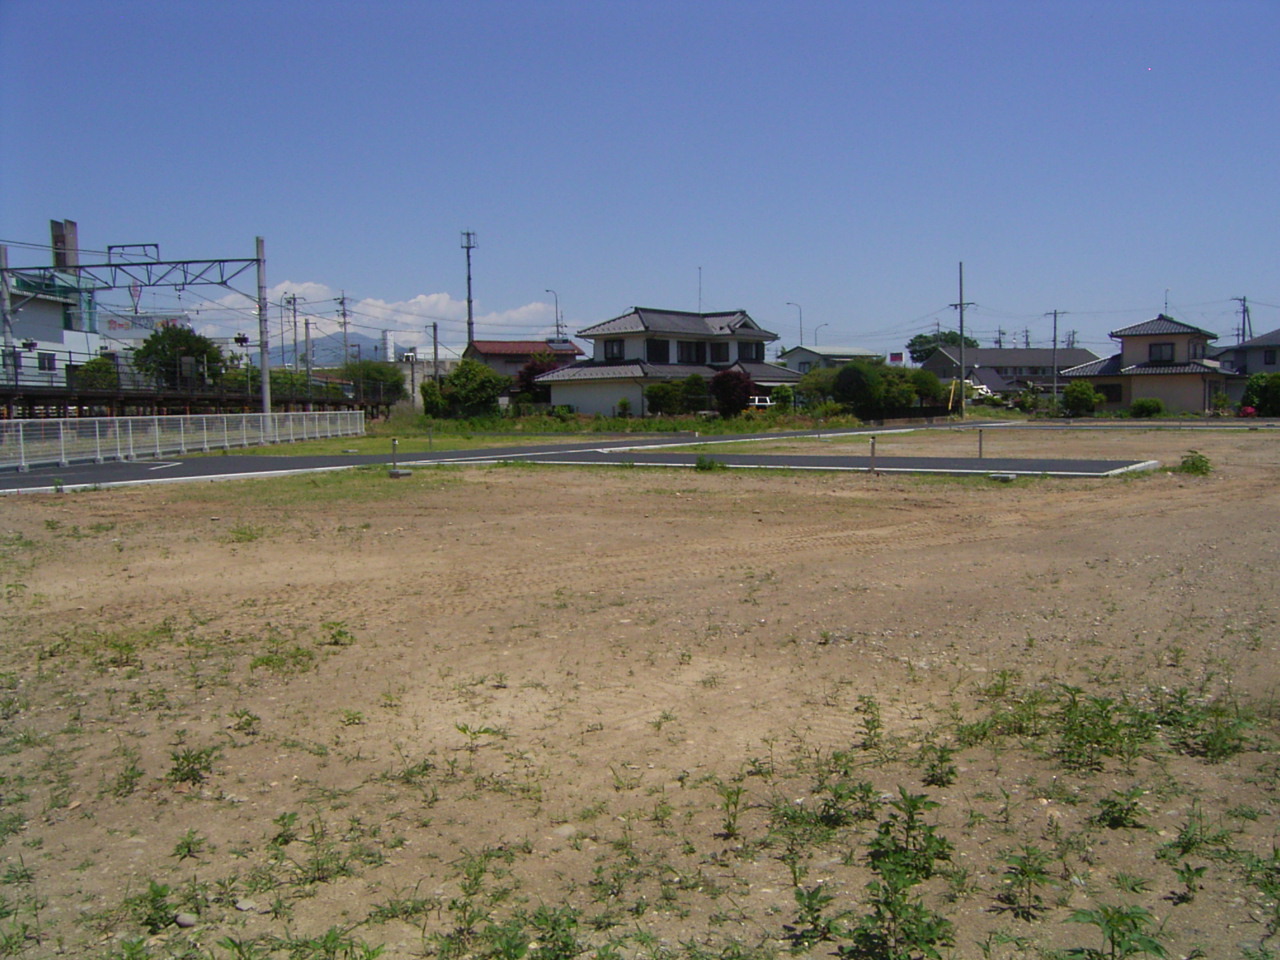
[1061,315,1238,413]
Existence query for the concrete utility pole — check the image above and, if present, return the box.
[1047,309,1066,407]
[787,302,803,346]
[0,246,14,376]
[950,262,974,419]
[338,292,349,362]
[256,237,271,415]
[1232,296,1253,343]
[304,317,313,405]
[461,231,477,347]
[432,322,440,384]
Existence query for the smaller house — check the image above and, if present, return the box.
[463,339,583,377]
[1212,328,1280,381]
[1061,315,1238,413]
[921,346,1100,395]
[778,345,882,374]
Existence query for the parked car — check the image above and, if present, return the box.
[747,396,774,409]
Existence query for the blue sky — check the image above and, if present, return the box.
[2,0,1277,360]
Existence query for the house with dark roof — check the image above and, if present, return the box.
[921,346,1100,396]
[778,344,883,374]
[1212,327,1280,380]
[462,338,583,378]
[535,307,800,415]
[1061,315,1239,413]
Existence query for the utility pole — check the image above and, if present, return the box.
[0,246,14,380]
[1047,309,1066,407]
[432,322,440,384]
[461,231,477,347]
[1232,296,1253,343]
[1023,328,1031,349]
[1066,329,1078,349]
[304,317,313,405]
[995,327,1006,348]
[949,262,974,419]
[256,236,271,415]
[338,292,349,362]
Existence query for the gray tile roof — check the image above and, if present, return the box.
[1110,315,1218,339]
[535,359,800,385]
[1233,326,1280,348]
[1061,354,1239,377]
[934,347,1100,367]
[577,307,776,341]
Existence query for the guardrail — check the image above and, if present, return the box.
[0,411,365,472]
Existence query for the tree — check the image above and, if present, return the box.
[678,375,708,413]
[709,370,756,417]
[341,359,406,403]
[797,366,838,405]
[905,331,980,364]
[1062,379,1104,417]
[909,369,944,404]
[643,381,682,416]
[770,383,795,411]
[1242,372,1280,416]
[420,379,447,417]
[72,356,119,390]
[132,325,225,388]
[441,358,510,417]
[516,350,560,403]
[833,361,885,419]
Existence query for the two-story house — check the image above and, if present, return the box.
[1060,315,1238,413]
[1212,327,1280,382]
[535,307,800,415]
[777,344,882,374]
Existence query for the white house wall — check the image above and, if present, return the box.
[549,380,645,416]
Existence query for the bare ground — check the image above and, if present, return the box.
[1,426,1278,959]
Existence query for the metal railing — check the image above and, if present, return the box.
[0,411,365,472]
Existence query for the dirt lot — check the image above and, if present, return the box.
[1,427,1278,960]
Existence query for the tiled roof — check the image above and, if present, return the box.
[1233,326,1280,348]
[577,307,776,341]
[781,345,881,358]
[467,340,582,357]
[1061,355,1239,377]
[934,347,1100,366]
[1110,315,1218,339]
[535,359,801,385]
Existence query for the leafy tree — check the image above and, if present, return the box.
[797,366,838,404]
[908,369,944,404]
[1242,372,1280,416]
[709,369,756,417]
[678,374,708,413]
[643,381,681,415]
[905,330,980,364]
[770,383,795,410]
[341,359,406,402]
[833,361,885,419]
[441,358,510,417]
[72,355,119,390]
[420,378,447,417]
[132,325,225,388]
[1062,379,1104,417]
[516,350,560,403]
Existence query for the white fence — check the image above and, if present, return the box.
[0,411,366,472]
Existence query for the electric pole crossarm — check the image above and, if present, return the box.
[2,258,258,292]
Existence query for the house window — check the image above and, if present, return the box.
[798,361,812,373]
[1189,341,1205,360]
[677,341,707,364]
[37,353,56,372]
[604,339,624,361]
[645,338,670,363]
[1097,384,1122,403]
[709,342,729,364]
[739,341,763,363]
[1264,349,1277,366]
[1149,342,1175,363]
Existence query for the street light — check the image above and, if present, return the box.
[786,302,803,346]
[545,289,561,338]
[814,323,829,345]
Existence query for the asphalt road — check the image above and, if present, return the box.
[0,424,1160,494]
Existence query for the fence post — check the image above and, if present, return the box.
[17,422,26,472]
[978,428,984,459]
[58,421,68,467]
[154,417,161,458]
[95,420,103,463]
[127,419,135,460]
[202,417,209,453]
[869,435,877,475]
[179,418,186,455]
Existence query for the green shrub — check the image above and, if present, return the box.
[1176,450,1212,476]
[1129,397,1165,418]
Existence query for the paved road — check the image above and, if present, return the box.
[0,424,1162,494]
